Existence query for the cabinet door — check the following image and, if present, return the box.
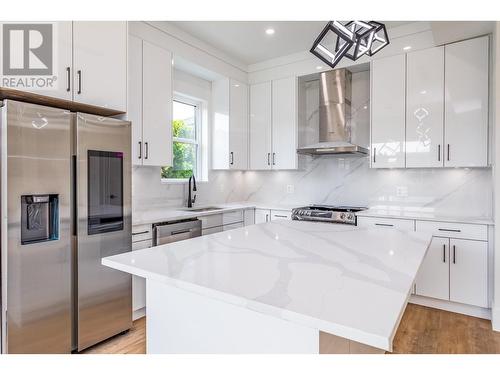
[212,78,230,170]
[444,36,489,167]
[249,81,272,170]
[132,239,152,313]
[223,222,244,231]
[449,239,488,307]
[371,54,406,168]
[142,41,173,167]
[272,77,298,170]
[255,209,271,224]
[0,21,73,100]
[406,47,445,168]
[73,21,127,111]
[128,35,143,165]
[414,237,449,300]
[229,79,248,170]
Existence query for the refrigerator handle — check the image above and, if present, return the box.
[72,155,77,236]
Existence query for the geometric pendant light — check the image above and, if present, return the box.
[310,21,390,69]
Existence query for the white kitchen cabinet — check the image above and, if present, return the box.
[414,237,450,300]
[212,78,249,170]
[202,226,223,236]
[128,37,173,167]
[73,21,127,111]
[255,209,271,224]
[444,36,489,167]
[272,77,298,170]
[406,47,445,168]
[229,79,249,170]
[249,81,272,170]
[356,216,415,231]
[142,41,173,167]
[223,222,244,231]
[371,54,406,168]
[449,239,488,308]
[244,208,256,226]
[270,210,292,221]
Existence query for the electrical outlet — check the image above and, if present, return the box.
[396,186,408,197]
[286,184,295,194]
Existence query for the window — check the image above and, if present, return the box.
[161,99,201,180]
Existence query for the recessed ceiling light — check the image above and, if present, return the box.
[403,46,412,51]
[265,28,275,35]
[316,66,323,70]
[234,84,240,87]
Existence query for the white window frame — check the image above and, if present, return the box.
[162,95,203,183]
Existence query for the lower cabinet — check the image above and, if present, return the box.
[270,210,292,221]
[414,237,450,300]
[255,209,271,224]
[448,238,488,307]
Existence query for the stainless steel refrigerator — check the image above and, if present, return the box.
[0,99,132,353]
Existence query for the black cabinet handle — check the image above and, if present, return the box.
[77,70,82,94]
[230,151,234,165]
[447,144,450,161]
[438,228,461,233]
[453,245,456,264]
[272,152,276,166]
[66,67,71,92]
[132,230,149,236]
[145,142,149,159]
[138,141,142,159]
[438,144,441,162]
[375,223,393,227]
[442,244,446,263]
[373,148,376,163]
[267,153,270,166]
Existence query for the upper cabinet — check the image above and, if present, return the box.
[128,36,173,167]
[73,22,127,111]
[212,78,249,170]
[249,81,272,170]
[371,54,406,168]
[249,76,298,170]
[370,35,489,169]
[406,46,445,168]
[444,36,489,167]
[0,22,127,111]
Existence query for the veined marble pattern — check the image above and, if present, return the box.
[132,69,492,219]
[103,220,432,350]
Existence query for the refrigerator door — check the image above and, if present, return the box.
[75,112,131,351]
[1,100,72,353]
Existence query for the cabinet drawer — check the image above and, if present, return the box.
[415,220,487,241]
[132,239,152,251]
[223,222,244,231]
[271,209,292,220]
[222,210,244,225]
[132,224,152,242]
[199,214,223,229]
[357,216,415,231]
[202,226,223,236]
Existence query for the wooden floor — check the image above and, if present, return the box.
[81,304,500,354]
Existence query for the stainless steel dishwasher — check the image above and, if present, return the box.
[153,219,202,246]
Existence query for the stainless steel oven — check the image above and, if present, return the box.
[153,219,202,246]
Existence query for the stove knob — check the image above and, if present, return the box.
[340,213,345,220]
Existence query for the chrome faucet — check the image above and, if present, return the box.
[187,174,197,208]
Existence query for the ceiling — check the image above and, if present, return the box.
[171,21,412,65]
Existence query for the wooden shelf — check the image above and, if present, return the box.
[0,87,126,117]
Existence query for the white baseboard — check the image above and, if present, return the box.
[409,295,491,320]
[133,307,146,321]
[492,301,500,331]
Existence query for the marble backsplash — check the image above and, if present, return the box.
[133,158,493,218]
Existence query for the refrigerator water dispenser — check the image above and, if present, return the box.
[21,194,59,244]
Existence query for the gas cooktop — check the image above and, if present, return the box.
[291,205,367,225]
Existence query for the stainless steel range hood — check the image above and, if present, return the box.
[297,69,369,156]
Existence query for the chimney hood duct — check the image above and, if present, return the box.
[297,68,369,156]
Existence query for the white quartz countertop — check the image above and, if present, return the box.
[356,207,494,225]
[103,220,431,351]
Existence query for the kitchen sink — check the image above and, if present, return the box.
[182,206,224,212]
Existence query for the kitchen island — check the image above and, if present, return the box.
[102,220,431,354]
